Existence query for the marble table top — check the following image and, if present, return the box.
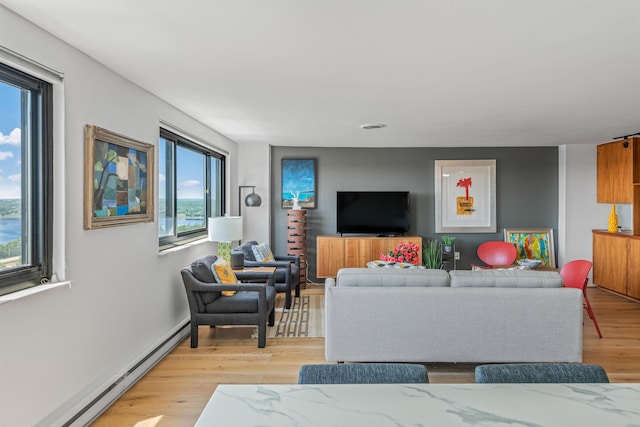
[194,383,640,427]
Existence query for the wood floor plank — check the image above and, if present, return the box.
[92,286,640,426]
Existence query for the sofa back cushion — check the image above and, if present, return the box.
[449,269,562,288]
[190,255,221,308]
[234,241,258,261]
[336,268,451,287]
[191,255,218,283]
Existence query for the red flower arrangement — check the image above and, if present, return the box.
[380,241,421,265]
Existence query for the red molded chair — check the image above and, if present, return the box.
[476,241,517,268]
[560,260,603,338]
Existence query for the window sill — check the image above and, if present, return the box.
[0,280,71,305]
[159,236,211,255]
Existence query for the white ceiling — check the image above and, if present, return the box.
[2,0,640,147]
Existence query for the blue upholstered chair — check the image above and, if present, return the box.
[298,363,429,384]
[181,255,277,349]
[475,363,609,383]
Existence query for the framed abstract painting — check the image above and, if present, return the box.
[504,228,556,268]
[84,125,154,229]
[434,159,496,233]
[281,158,317,209]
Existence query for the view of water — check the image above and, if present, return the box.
[0,217,21,244]
[158,217,205,235]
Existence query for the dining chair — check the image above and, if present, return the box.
[476,241,517,268]
[298,363,429,384]
[475,363,609,383]
[560,259,603,338]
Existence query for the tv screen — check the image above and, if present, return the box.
[336,191,410,235]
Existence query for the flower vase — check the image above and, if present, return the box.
[608,205,618,233]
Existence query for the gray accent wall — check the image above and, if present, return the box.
[271,146,558,281]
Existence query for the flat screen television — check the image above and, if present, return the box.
[336,191,410,235]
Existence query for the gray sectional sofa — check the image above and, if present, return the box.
[325,268,584,363]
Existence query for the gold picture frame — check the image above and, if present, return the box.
[504,228,556,268]
[84,125,154,229]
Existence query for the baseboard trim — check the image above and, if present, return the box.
[59,320,190,427]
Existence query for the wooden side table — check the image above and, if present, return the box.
[233,267,276,285]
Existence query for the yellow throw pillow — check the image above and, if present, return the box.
[251,242,275,262]
[211,258,238,296]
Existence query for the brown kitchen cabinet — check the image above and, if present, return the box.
[593,230,640,299]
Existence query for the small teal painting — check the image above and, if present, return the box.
[282,159,316,209]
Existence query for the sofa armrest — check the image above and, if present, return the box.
[235,271,275,287]
[274,255,300,267]
[187,280,267,294]
[244,260,292,270]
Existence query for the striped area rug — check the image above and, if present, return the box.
[253,294,325,338]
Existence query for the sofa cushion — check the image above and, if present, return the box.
[234,241,258,261]
[211,258,238,296]
[191,255,218,283]
[449,269,563,288]
[252,242,275,262]
[336,268,450,287]
[205,286,277,314]
[190,255,221,305]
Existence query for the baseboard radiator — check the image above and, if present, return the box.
[57,321,190,427]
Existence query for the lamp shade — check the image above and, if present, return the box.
[208,216,243,242]
[245,191,262,207]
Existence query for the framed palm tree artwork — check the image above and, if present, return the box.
[434,159,496,233]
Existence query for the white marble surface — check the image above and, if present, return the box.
[194,383,640,427]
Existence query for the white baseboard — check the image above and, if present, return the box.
[38,319,190,427]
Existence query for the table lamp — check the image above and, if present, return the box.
[208,216,243,263]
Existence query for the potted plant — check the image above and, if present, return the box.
[441,236,456,253]
[423,239,442,269]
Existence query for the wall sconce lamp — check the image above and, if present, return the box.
[238,185,262,216]
[208,216,243,263]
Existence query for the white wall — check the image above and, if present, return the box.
[237,142,271,243]
[0,7,237,426]
[560,144,630,282]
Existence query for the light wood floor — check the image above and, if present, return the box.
[92,286,640,426]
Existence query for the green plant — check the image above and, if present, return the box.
[441,236,456,246]
[422,239,442,269]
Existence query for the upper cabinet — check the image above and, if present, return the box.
[596,137,640,235]
[596,138,637,203]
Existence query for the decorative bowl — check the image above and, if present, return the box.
[517,259,542,269]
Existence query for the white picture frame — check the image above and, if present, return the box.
[434,159,496,233]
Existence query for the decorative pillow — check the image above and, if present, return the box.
[211,258,238,296]
[366,260,425,269]
[252,242,275,262]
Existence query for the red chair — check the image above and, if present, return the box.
[560,260,603,338]
[476,241,517,268]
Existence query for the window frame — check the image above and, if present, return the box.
[0,63,53,294]
[158,128,225,249]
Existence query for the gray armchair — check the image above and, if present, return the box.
[181,255,276,348]
[233,241,301,309]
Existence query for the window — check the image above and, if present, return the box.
[159,128,225,248]
[0,63,53,294]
